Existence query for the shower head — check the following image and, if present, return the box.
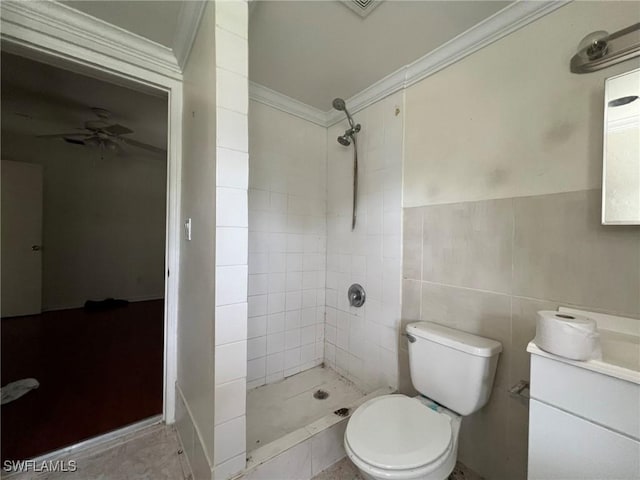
[333,97,361,146]
[333,97,357,129]
[337,134,351,146]
[332,98,347,111]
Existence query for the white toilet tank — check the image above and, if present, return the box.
[406,321,502,416]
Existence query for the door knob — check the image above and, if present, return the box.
[31,245,42,251]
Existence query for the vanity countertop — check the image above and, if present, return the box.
[527,307,640,385]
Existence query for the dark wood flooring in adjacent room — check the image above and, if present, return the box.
[1,300,164,461]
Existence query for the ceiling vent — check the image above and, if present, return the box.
[340,0,383,18]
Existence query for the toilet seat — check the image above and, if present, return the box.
[345,395,453,473]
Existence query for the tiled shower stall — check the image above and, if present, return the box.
[247,101,328,387]
[324,92,404,391]
[247,92,404,394]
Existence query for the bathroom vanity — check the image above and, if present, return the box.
[527,308,640,480]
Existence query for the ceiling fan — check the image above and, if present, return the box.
[37,107,165,156]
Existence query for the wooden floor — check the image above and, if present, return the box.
[1,300,164,462]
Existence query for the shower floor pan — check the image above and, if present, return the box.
[244,365,392,475]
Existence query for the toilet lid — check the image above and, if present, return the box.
[345,395,452,471]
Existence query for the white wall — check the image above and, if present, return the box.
[400,3,640,479]
[247,100,327,389]
[1,132,166,311]
[404,1,640,208]
[324,92,403,392]
[176,3,217,478]
[177,3,250,479]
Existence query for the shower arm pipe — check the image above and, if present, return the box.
[343,108,357,130]
[351,135,358,231]
[571,23,640,73]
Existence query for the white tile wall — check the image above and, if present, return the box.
[214,2,249,478]
[214,454,246,480]
[324,92,404,392]
[217,68,249,114]
[215,378,246,426]
[217,148,249,190]
[215,27,248,77]
[240,418,349,480]
[216,227,248,266]
[247,100,327,389]
[215,0,248,39]
[214,415,247,465]
[215,266,248,306]
[217,108,249,153]
[215,303,248,346]
[215,341,248,385]
[243,440,312,480]
[217,187,248,227]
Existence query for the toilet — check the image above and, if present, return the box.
[344,321,502,480]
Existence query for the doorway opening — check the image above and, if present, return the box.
[1,51,169,462]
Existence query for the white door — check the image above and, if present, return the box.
[1,160,43,317]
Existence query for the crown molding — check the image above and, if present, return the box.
[249,81,328,127]
[403,0,571,90]
[173,1,206,70]
[2,0,569,127]
[1,0,182,80]
[326,0,570,125]
[250,0,569,127]
[324,65,408,126]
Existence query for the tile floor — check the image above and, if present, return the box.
[247,366,365,451]
[2,420,483,480]
[311,457,483,480]
[3,424,191,480]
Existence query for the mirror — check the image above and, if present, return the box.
[602,68,640,224]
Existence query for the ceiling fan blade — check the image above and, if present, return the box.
[64,138,86,146]
[121,138,166,155]
[37,133,88,138]
[103,124,134,136]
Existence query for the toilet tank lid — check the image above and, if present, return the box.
[407,322,502,357]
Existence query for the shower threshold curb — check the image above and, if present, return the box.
[239,386,394,477]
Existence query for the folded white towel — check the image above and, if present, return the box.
[1,378,39,405]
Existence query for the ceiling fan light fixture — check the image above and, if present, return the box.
[36,107,164,156]
[105,140,119,152]
[84,136,101,148]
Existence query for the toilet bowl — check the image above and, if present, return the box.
[344,394,461,480]
[344,322,502,480]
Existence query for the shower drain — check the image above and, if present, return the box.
[313,389,329,400]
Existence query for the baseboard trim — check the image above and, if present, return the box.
[41,295,165,313]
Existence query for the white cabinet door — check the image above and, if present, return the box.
[1,160,43,317]
[529,399,640,480]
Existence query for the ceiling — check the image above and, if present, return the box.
[249,1,510,110]
[58,0,511,111]
[1,53,168,155]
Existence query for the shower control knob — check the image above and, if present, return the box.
[348,284,366,308]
